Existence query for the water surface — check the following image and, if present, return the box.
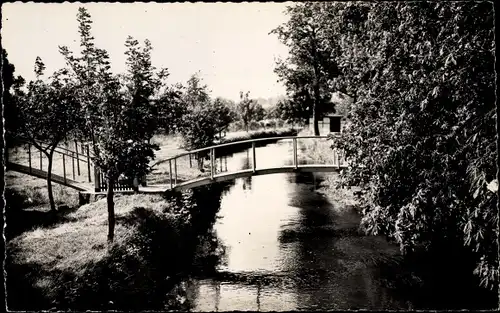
[185,141,408,311]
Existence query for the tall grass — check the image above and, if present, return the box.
[295,128,359,208]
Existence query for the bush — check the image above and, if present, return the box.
[322,2,497,289]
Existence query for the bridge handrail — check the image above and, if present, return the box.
[158,135,331,163]
[13,138,94,163]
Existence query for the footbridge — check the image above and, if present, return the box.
[155,135,347,191]
[6,136,348,194]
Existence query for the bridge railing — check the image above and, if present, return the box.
[7,139,95,190]
[149,135,347,189]
[8,135,348,192]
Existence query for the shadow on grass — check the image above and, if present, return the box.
[6,185,230,311]
[5,188,80,241]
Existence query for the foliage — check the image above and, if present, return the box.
[263,106,279,120]
[155,84,187,135]
[119,36,170,142]
[177,74,236,150]
[58,7,161,241]
[236,91,265,132]
[2,49,25,151]
[13,58,82,211]
[275,98,309,125]
[313,2,497,289]
[271,2,339,135]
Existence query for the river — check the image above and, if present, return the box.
[179,140,411,311]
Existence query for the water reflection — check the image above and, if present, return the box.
[181,141,411,311]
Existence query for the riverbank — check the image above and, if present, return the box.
[295,128,359,209]
[217,127,299,144]
[294,129,498,309]
[6,187,227,311]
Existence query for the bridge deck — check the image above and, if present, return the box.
[6,162,90,191]
[173,164,346,191]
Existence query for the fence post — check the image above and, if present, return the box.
[28,144,32,174]
[72,152,76,180]
[210,148,215,179]
[75,140,81,176]
[189,153,192,168]
[293,138,298,169]
[169,159,173,189]
[39,149,43,170]
[174,158,177,185]
[87,145,92,183]
[62,153,67,184]
[252,142,256,173]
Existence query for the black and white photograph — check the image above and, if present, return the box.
[1,1,498,311]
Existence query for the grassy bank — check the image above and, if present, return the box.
[5,171,82,240]
[6,187,227,311]
[295,128,359,209]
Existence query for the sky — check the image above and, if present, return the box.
[1,2,291,102]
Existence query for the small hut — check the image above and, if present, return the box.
[308,92,353,134]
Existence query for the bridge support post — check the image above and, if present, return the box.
[62,154,67,184]
[72,152,76,180]
[79,192,90,205]
[252,142,256,173]
[75,140,81,176]
[169,160,173,189]
[293,138,298,169]
[174,158,177,185]
[28,144,32,174]
[210,148,215,179]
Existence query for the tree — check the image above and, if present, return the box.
[59,7,160,242]
[156,83,186,135]
[237,91,264,131]
[212,97,236,133]
[120,36,170,142]
[271,2,340,135]
[323,2,496,289]
[15,58,82,211]
[183,72,210,108]
[3,49,25,159]
[177,75,236,149]
[263,106,279,120]
[275,97,310,125]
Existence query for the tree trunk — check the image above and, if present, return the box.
[312,103,320,136]
[107,175,116,243]
[311,38,321,136]
[46,150,56,211]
